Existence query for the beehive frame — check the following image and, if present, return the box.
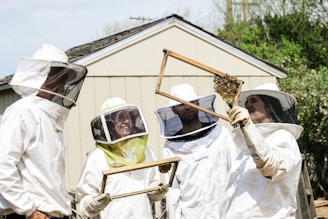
[155,49,244,121]
[101,157,181,199]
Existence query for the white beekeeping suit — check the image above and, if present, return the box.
[76,97,167,219]
[0,44,87,218]
[221,83,303,219]
[154,84,237,219]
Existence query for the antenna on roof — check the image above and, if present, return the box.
[129,16,152,22]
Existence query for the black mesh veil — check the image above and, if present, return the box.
[39,61,87,109]
[238,84,298,125]
[155,95,220,139]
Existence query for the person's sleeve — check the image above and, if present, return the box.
[0,107,36,217]
[162,145,182,218]
[241,123,279,177]
[263,129,302,181]
[229,106,280,177]
[76,151,105,218]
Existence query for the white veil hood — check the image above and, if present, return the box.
[10,44,87,108]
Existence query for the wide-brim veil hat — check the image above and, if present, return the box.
[238,83,296,110]
[10,43,87,107]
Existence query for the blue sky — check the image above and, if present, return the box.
[0,0,224,79]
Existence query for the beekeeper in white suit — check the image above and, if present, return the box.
[154,83,237,219]
[76,97,168,219]
[0,44,88,219]
[221,83,303,218]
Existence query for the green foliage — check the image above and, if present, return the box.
[218,8,328,198]
[262,13,328,68]
[282,66,328,199]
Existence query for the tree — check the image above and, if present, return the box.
[217,1,328,198]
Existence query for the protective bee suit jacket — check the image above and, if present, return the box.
[164,124,237,219]
[76,146,160,219]
[0,44,87,217]
[221,123,303,219]
[0,95,71,216]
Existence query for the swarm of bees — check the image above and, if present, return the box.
[213,75,240,103]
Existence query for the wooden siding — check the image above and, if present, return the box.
[0,77,278,189]
[0,77,277,189]
[0,89,19,121]
[64,74,276,188]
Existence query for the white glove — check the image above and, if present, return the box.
[228,106,251,127]
[81,193,112,216]
[229,106,279,177]
[147,181,169,202]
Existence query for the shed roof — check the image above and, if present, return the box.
[66,14,287,78]
[0,14,287,87]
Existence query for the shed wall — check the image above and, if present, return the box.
[0,75,277,190]
[65,74,275,189]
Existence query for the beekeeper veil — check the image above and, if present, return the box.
[91,97,149,144]
[10,43,87,109]
[91,97,149,167]
[155,83,219,139]
[238,83,298,124]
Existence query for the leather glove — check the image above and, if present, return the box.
[147,181,169,202]
[229,106,279,177]
[81,193,112,216]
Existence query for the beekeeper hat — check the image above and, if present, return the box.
[10,43,87,104]
[168,83,203,106]
[91,97,149,144]
[33,43,68,63]
[239,83,296,110]
[31,43,86,84]
[100,97,127,113]
[100,97,139,124]
[100,97,147,130]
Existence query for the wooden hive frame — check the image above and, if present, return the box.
[155,49,244,121]
[101,157,181,199]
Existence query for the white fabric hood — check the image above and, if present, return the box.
[9,44,87,109]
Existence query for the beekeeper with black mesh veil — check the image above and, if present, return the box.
[76,97,168,219]
[220,83,303,218]
[0,44,87,219]
[154,83,237,219]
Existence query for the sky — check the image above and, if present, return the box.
[0,0,224,79]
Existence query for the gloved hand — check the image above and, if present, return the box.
[81,193,112,216]
[228,106,251,127]
[229,107,279,177]
[147,181,169,202]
